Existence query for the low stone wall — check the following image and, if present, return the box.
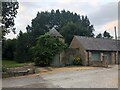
[2,69,36,78]
[2,66,37,78]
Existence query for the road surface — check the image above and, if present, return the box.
[2,65,118,88]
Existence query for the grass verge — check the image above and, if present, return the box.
[2,60,30,68]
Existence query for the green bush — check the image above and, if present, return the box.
[73,56,82,65]
[34,57,50,67]
[32,34,67,66]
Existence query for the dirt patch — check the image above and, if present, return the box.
[18,83,49,88]
[37,66,96,74]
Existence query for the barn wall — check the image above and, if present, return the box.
[69,36,88,65]
[111,52,116,64]
[52,50,117,67]
[63,48,80,65]
[51,51,66,67]
[88,51,101,66]
[91,52,100,61]
[88,51,116,66]
[50,54,60,67]
[103,51,116,65]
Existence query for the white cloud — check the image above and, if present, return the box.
[89,2,118,26]
[94,20,118,38]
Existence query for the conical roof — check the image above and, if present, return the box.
[49,28,63,38]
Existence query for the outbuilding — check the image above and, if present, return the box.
[69,36,120,66]
[48,27,65,66]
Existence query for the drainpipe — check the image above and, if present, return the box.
[114,26,118,64]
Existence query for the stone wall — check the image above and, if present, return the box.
[63,48,79,65]
[83,51,89,65]
[62,36,118,66]
[69,36,88,65]
[62,48,89,66]
[61,49,117,67]
[111,52,116,64]
[86,51,117,66]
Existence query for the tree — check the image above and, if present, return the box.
[32,33,67,66]
[2,38,16,60]
[60,21,94,44]
[96,33,103,38]
[60,22,81,44]
[96,31,113,39]
[1,1,19,59]
[103,31,113,39]
[15,31,31,63]
[29,10,94,44]
[1,1,19,37]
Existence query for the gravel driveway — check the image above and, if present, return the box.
[2,65,118,88]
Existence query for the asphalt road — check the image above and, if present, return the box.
[2,75,58,88]
[2,65,118,88]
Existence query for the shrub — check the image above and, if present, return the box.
[34,57,50,67]
[32,34,67,66]
[73,56,82,65]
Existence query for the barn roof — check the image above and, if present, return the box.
[48,28,63,38]
[75,36,120,51]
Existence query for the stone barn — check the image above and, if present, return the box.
[69,36,120,66]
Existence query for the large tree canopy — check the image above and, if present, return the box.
[27,9,95,44]
[1,1,19,37]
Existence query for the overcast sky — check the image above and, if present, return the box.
[5,0,119,39]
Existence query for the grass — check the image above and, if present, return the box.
[2,60,30,68]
